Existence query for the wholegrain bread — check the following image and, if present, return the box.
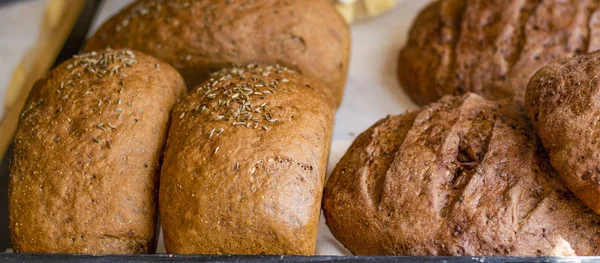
[84,0,350,107]
[324,93,600,256]
[398,0,600,106]
[9,49,186,254]
[526,51,600,214]
[159,65,334,255]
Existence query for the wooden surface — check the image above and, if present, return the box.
[0,0,424,253]
[0,0,102,250]
[0,0,85,160]
[0,0,426,253]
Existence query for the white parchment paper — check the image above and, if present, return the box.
[92,0,433,256]
[0,0,46,120]
[0,0,434,255]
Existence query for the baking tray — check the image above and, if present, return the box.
[4,254,600,263]
[1,0,599,262]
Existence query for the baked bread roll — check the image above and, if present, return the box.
[9,49,186,254]
[324,93,600,256]
[159,65,334,255]
[84,0,350,107]
[398,0,600,106]
[526,51,600,214]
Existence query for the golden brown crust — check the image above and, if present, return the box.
[324,93,600,256]
[398,0,600,106]
[159,65,334,255]
[526,50,600,214]
[9,49,186,254]
[84,0,350,107]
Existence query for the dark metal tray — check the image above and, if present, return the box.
[0,0,598,262]
[2,254,600,263]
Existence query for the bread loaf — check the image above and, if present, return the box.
[9,49,186,254]
[526,50,600,214]
[324,93,600,256]
[84,0,350,107]
[398,0,600,106]
[159,65,334,255]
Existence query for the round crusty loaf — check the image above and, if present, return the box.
[84,0,350,107]
[526,50,600,214]
[9,49,186,254]
[159,65,334,255]
[398,0,600,106]
[324,93,600,256]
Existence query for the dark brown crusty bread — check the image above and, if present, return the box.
[9,49,186,254]
[84,0,350,107]
[159,65,334,255]
[526,50,600,214]
[398,0,600,106]
[323,93,600,256]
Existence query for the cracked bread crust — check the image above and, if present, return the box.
[526,50,600,214]
[84,0,350,107]
[324,93,600,256]
[398,0,600,106]
[159,65,334,255]
[9,49,186,254]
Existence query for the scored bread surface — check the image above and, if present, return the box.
[9,49,186,254]
[324,93,600,256]
[398,0,600,106]
[159,65,334,255]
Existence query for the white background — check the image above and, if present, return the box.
[0,0,434,255]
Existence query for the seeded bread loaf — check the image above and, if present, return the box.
[159,65,334,255]
[526,51,600,214]
[324,93,600,256]
[398,0,600,106]
[84,0,350,107]
[9,49,186,254]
